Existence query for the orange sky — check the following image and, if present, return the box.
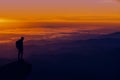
[0,0,120,22]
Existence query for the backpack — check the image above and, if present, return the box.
[16,40,19,48]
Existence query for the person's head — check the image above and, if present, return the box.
[21,37,24,40]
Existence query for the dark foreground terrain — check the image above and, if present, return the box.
[0,60,32,80]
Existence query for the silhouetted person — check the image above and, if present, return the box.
[16,37,24,60]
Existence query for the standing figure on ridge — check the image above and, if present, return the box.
[16,37,24,60]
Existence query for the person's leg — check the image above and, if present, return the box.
[21,50,23,60]
[18,50,20,60]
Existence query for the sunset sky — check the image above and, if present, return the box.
[0,0,120,22]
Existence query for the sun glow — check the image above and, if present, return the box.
[0,19,8,23]
[0,19,18,23]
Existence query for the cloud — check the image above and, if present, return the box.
[112,0,120,2]
[116,0,120,2]
[101,0,120,3]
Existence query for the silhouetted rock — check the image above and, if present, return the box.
[0,60,32,80]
